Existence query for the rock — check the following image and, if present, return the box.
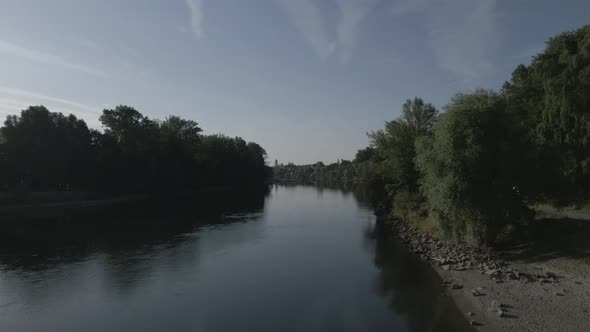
[441,264,451,271]
[492,277,503,284]
[467,312,475,316]
[508,271,520,280]
[472,289,483,296]
[497,309,505,317]
[451,283,463,290]
[490,300,500,311]
[470,320,482,326]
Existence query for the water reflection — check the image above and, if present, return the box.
[0,188,269,273]
[0,185,474,332]
[368,221,474,332]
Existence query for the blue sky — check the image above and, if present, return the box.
[0,0,588,164]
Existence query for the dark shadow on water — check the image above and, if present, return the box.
[368,221,476,332]
[0,188,270,274]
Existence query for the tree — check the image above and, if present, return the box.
[416,90,533,245]
[99,106,160,191]
[0,104,271,196]
[370,98,438,192]
[503,24,590,202]
[369,98,438,218]
[354,147,375,163]
[159,115,202,146]
[0,106,93,190]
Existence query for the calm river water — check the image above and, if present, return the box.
[0,185,473,332]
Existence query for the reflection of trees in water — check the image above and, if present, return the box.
[281,183,375,210]
[368,221,475,332]
[0,187,270,276]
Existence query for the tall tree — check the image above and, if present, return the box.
[0,106,92,190]
[503,24,590,202]
[416,90,533,245]
[369,98,438,216]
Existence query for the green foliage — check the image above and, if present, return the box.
[369,98,438,195]
[503,24,590,202]
[273,160,373,187]
[196,135,270,187]
[0,105,270,194]
[354,147,375,163]
[415,91,533,245]
[1,106,93,190]
[368,98,438,222]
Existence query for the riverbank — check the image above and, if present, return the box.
[0,186,271,215]
[386,216,590,331]
[0,194,150,214]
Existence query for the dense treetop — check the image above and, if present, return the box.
[0,105,271,194]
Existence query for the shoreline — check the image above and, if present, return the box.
[385,216,590,331]
[0,194,150,214]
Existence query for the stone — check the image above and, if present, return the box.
[451,283,463,290]
[490,300,499,311]
[467,312,475,316]
[441,264,451,271]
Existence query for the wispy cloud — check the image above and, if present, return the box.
[274,0,377,63]
[185,0,205,39]
[390,0,499,81]
[0,86,101,127]
[0,40,108,78]
[429,0,498,81]
[79,39,101,50]
[274,0,335,60]
[390,0,429,16]
[334,0,379,63]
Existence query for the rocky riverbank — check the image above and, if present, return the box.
[386,216,590,331]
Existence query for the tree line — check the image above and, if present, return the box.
[0,105,271,195]
[276,24,590,246]
[273,158,373,187]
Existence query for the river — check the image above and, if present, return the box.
[0,185,473,332]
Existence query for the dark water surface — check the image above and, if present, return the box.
[0,186,473,332]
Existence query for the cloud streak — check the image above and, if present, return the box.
[274,0,335,60]
[335,0,379,63]
[0,40,108,78]
[274,0,378,63]
[185,0,205,39]
[276,0,499,78]
[428,0,498,81]
[0,86,101,127]
[390,0,499,81]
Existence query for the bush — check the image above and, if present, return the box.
[416,90,533,245]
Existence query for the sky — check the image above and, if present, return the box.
[0,0,588,164]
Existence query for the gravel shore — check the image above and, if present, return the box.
[386,217,590,332]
